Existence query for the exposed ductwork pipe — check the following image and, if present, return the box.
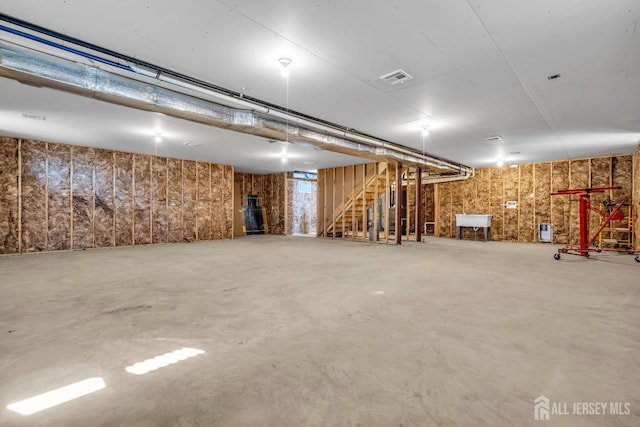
[0,19,474,182]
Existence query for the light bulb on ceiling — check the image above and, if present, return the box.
[497,159,504,167]
[154,134,162,143]
[421,126,430,137]
[279,58,292,78]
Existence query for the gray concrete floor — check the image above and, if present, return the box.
[1,236,639,427]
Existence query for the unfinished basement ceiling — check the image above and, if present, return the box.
[0,0,639,172]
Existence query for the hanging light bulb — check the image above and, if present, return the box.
[421,126,430,138]
[279,58,292,78]
[154,134,162,143]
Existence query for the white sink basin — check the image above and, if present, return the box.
[455,214,493,228]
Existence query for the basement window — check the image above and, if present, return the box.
[289,171,317,180]
[297,181,313,194]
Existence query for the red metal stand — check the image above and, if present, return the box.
[550,186,639,262]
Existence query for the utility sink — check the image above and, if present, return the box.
[455,214,493,241]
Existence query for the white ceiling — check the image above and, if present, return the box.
[0,0,639,173]
[0,78,365,173]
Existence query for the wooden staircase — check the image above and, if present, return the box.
[323,163,389,238]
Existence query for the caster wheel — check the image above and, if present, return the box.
[554,253,561,260]
[635,256,640,263]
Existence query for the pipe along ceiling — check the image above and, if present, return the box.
[0,18,473,182]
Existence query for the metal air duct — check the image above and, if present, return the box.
[0,37,473,182]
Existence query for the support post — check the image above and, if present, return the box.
[396,163,402,245]
[373,162,379,241]
[416,168,422,242]
[385,163,390,244]
[579,194,589,254]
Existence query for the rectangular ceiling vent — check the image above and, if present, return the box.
[380,69,413,86]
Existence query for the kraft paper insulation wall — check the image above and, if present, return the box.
[133,154,152,246]
[407,178,416,234]
[435,154,636,244]
[114,152,134,247]
[476,168,491,218]
[0,137,233,254]
[21,139,47,252]
[235,172,287,235]
[489,175,504,241]
[94,149,115,248]
[224,166,234,239]
[518,163,535,243]
[461,179,475,239]
[450,180,464,237]
[588,157,611,239]
[437,182,453,238]
[420,184,435,235]
[534,163,552,238]
[266,173,286,235]
[72,146,94,249]
[550,160,570,244]
[196,161,212,241]
[47,143,72,251]
[182,160,198,242]
[167,158,184,244]
[211,164,223,240]
[634,148,640,250]
[612,155,635,247]
[503,166,519,241]
[0,137,19,254]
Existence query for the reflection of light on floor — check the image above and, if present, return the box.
[6,377,106,416]
[372,290,385,295]
[125,347,205,375]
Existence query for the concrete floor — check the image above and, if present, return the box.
[1,236,639,427]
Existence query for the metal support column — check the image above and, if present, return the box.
[415,168,422,242]
[579,194,589,254]
[396,163,402,245]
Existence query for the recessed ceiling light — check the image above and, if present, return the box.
[154,135,162,143]
[279,58,292,78]
[303,161,315,165]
